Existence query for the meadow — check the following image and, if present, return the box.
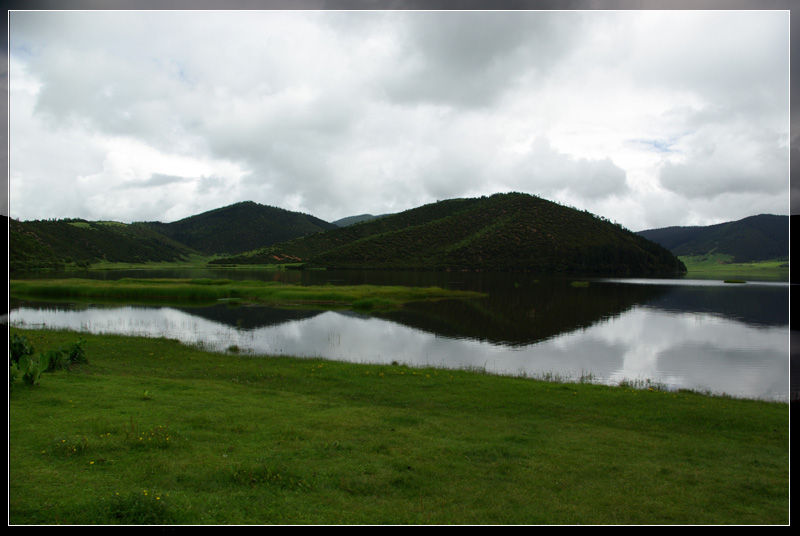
[8,328,790,525]
[678,255,789,280]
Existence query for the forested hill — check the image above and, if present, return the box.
[213,192,687,275]
[9,201,338,271]
[139,201,338,255]
[9,217,197,271]
[636,214,789,263]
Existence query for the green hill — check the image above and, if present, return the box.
[637,214,789,263]
[9,217,197,271]
[140,201,338,256]
[213,193,686,275]
[8,201,339,271]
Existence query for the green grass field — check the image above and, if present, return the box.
[9,328,789,525]
[680,255,789,280]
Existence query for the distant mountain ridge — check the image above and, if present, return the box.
[331,214,389,227]
[636,214,789,262]
[213,192,686,275]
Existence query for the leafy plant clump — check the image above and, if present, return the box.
[43,338,89,372]
[13,354,46,388]
[9,334,88,389]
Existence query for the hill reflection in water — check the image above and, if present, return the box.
[10,275,790,401]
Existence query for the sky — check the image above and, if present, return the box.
[5,3,793,231]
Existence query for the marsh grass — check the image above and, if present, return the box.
[9,279,485,310]
[9,328,789,525]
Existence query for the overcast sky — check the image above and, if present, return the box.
[6,6,791,231]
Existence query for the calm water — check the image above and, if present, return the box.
[9,269,792,402]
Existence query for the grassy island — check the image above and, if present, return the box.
[8,328,789,525]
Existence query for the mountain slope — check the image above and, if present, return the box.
[214,193,686,275]
[139,201,338,255]
[637,214,789,263]
[9,217,198,270]
[9,201,339,270]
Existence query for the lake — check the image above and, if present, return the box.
[9,269,793,402]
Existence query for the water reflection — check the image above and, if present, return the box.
[11,286,790,403]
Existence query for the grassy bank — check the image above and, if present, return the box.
[9,278,485,310]
[680,255,789,280]
[9,328,789,525]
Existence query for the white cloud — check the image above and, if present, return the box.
[659,121,789,199]
[7,10,790,231]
